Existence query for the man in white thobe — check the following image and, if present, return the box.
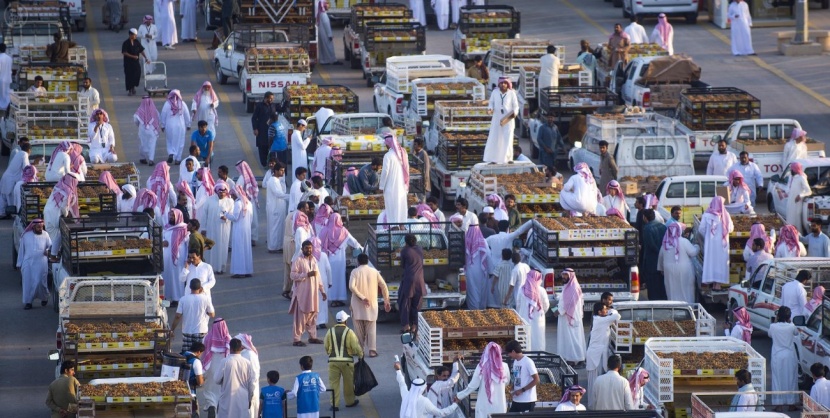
[0,43,12,117]
[729,0,754,56]
[396,363,461,418]
[17,219,51,310]
[217,338,257,418]
[379,134,409,224]
[517,270,551,352]
[783,128,808,170]
[593,356,635,411]
[781,271,810,321]
[45,143,72,182]
[316,0,340,65]
[180,0,198,41]
[266,163,289,252]
[432,0,450,30]
[657,223,700,304]
[311,137,332,178]
[234,334,260,418]
[182,251,217,301]
[225,186,253,277]
[452,198,478,232]
[0,141,29,217]
[138,16,158,73]
[78,78,100,116]
[486,220,532,270]
[191,82,219,135]
[292,119,310,172]
[537,45,559,98]
[163,209,190,303]
[706,140,738,176]
[624,17,648,44]
[811,366,830,409]
[556,269,585,365]
[730,370,761,411]
[88,109,118,163]
[159,0,178,49]
[410,0,427,26]
[160,90,192,163]
[484,77,518,164]
[697,197,734,290]
[204,183,234,274]
[728,151,764,207]
[584,304,621,408]
[426,362,461,417]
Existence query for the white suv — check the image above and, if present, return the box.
[623,0,700,24]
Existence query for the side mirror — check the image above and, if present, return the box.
[574,141,583,149]
[400,333,413,345]
[771,174,781,183]
[794,316,806,326]
[741,280,751,289]
[712,134,722,142]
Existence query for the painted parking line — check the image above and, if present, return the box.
[195,43,263,176]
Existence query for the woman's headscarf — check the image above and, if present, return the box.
[561,268,582,326]
[99,171,122,195]
[628,367,650,401]
[167,90,183,116]
[143,15,154,25]
[133,188,157,212]
[293,209,312,233]
[193,81,219,113]
[487,194,507,213]
[22,165,37,183]
[147,162,172,213]
[321,212,350,256]
[705,196,730,242]
[522,270,545,318]
[662,221,685,261]
[49,141,72,166]
[478,342,506,403]
[135,96,160,133]
[233,333,258,355]
[90,108,109,123]
[313,203,332,233]
[202,318,231,370]
[749,222,772,253]
[728,169,750,193]
[806,286,825,313]
[655,13,672,45]
[777,225,800,255]
[199,168,216,197]
[233,184,250,215]
[465,224,489,272]
[792,162,805,176]
[606,180,625,200]
[732,306,753,344]
[23,218,44,236]
[497,76,512,89]
[52,174,80,218]
[400,377,427,418]
[165,208,188,265]
[383,133,410,191]
[606,208,625,220]
[574,162,595,185]
[236,160,258,203]
[559,385,586,404]
[416,203,439,227]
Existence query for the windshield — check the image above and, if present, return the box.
[619,308,693,321]
[804,165,830,196]
[29,143,89,164]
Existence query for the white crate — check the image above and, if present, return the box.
[412,77,485,117]
[386,55,465,94]
[643,337,765,404]
[611,303,717,354]
[416,311,528,367]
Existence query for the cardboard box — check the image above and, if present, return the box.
[716,185,731,202]
[620,180,639,195]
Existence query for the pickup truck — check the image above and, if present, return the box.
[404,76,485,151]
[452,5,520,62]
[360,21,426,85]
[0,9,71,56]
[691,391,830,418]
[214,24,311,110]
[524,217,641,311]
[794,297,830,384]
[609,55,708,114]
[768,158,830,234]
[343,3,412,70]
[569,112,696,183]
[727,258,830,334]
[372,54,465,125]
[718,119,825,183]
[363,222,465,316]
[460,161,543,215]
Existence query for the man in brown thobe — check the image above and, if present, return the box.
[289,240,326,346]
[608,24,631,71]
[349,253,391,357]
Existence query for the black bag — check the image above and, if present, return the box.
[353,358,378,396]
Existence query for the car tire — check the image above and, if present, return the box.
[245,96,254,114]
[12,246,18,270]
[686,13,698,24]
[623,7,630,18]
[367,76,374,88]
[350,54,361,69]
[768,193,775,213]
[727,299,738,323]
[612,0,623,7]
[0,140,10,156]
[344,44,350,62]
[215,61,228,85]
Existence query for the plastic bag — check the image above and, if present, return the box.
[353,358,378,396]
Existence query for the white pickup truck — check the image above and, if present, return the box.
[609,55,708,114]
[372,55,465,125]
[569,112,696,183]
[213,24,311,112]
[717,119,825,183]
[767,157,830,234]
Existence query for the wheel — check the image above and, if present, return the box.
[727,299,738,324]
[11,245,18,270]
[245,97,255,114]
[215,61,228,85]
[768,193,775,213]
[367,76,374,88]
[75,20,85,32]
[344,43,350,62]
[686,13,698,24]
[612,0,623,7]
[400,355,411,386]
[350,53,361,69]
[0,140,9,156]
[373,97,379,113]
[623,4,631,18]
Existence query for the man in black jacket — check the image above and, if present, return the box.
[251,92,281,166]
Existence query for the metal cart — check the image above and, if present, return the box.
[143,61,170,97]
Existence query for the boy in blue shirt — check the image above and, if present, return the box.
[190,120,215,167]
[259,370,286,418]
[287,356,326,418]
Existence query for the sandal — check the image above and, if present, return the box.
[293,341,306,347]
[369,351,378,358]
[281,291,291,300]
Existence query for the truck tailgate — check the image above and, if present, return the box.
[248,74,308,95]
